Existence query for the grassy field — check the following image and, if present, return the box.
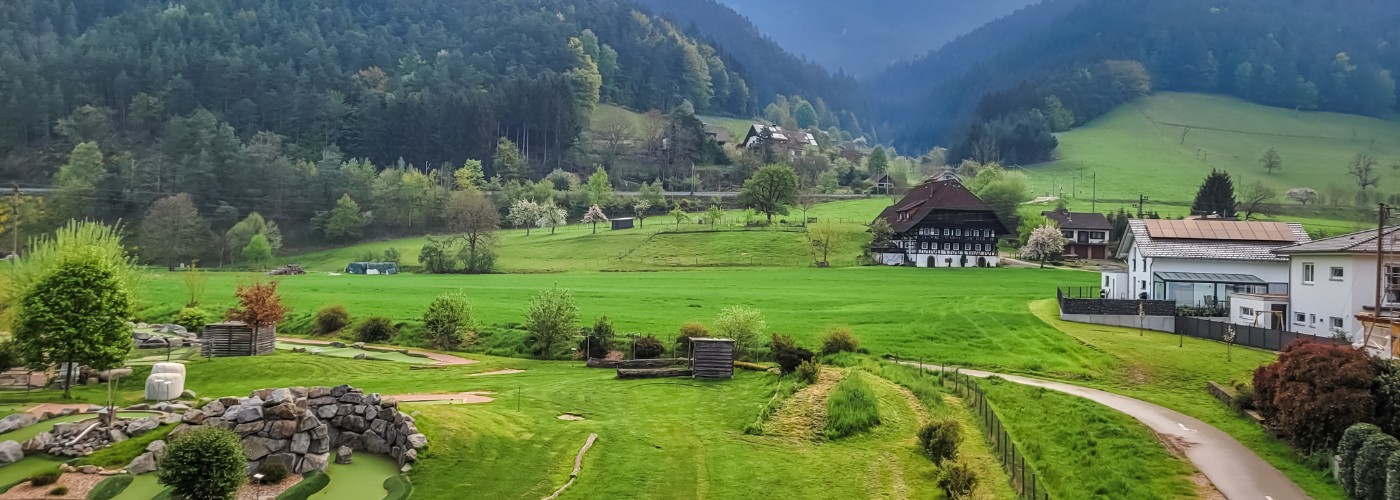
[1026,92,1400,233]
[138,267,1107,373]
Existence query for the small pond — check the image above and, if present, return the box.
[313,452,400,499]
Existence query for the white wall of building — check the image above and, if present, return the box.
[1287,254,1377,338]
[1100,271,1129,299]
[1229,293,1288,329]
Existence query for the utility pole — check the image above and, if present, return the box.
[1366,203,1390,351]
[1136,195,1150,219]
[1091,172,1098,213]
[9,183,18,258]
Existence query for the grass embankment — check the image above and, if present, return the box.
[978,378,1197,499]
[825,372,881,439]
[1028,299,1343,499]
[137,267,1106,371]
[1027,92,1400,233]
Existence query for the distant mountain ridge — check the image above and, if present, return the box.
[712,0,1040,76]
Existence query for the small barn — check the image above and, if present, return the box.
[610,218,635,230]
[201,322,275,357]
[690,338,735,380]
[345,262,399,275]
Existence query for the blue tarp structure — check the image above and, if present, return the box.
[345,262,399,275]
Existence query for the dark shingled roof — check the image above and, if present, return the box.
[874,178,1009,234]
[1273,226,1400,255]
[1041,211,1112,231]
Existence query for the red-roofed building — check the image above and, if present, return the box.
[871,173,1010,268]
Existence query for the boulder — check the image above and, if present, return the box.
[335,446,354,464]
[338,432,362,449]
[339,392,364,405]
[151,362,186,376]
[351,342,365,349]
[98,368,133,382]
[108,429,128,443]
[127,417,160,436]
[203,400,226,416]
[127,452,158,474]
[233,421,263,435]
[407,433,428,450]
[362,431,389,454]
[264,452,297,473]
[309,437,330,454]
[328,342,347,348]
[344,416,367,433]
[267,402,297,420]
[309,387,332,398]
[242,396,265,408]
[235,406,263,424]
[218,396,241,408]
[266,420,297,440]
[243,436,286,460]
[181,410,207,425]
[330,385,351,398]
[300,452,329,473]
[266,388,294,407]
[146,440,167,461]
[353,353,367,360]
[22,432,53,453]
[79,465,99,474]
[290,432,311,454]
[0,413,38,434]
[315,404,337,420]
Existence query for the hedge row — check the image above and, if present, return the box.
[1338,423,1400,500]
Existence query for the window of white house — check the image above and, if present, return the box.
[1140,280,1146,290]
[1104,276,1110,286]
[1240,307,1255,319]
[1295,312,1307,324]
[1331,267,1344,281]
[953,243,961,251]
[972,229,981,237]
[1061,231,1073,239]
[1309,314,1316,325]
[944,243,951,250]
[956,229,963,236]
[1331,317,1344,329]
[1302,263,1316,283]
[944,229,951,236]
[1132,259,1136,272]
[1090,231,1107,239]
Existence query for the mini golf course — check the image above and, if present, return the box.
[0,412,155,443]
[313,452,401,499]
[276,342,435,365]
[111,473,165,500]
[0,455,65,489]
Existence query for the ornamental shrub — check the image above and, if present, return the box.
[820,327,860,355]
[633,335,665,359]
[1341,423,1384,496]
[172,307,210,333]
[675,322,709,357]
[770,334,814,374]
[1386,450,1400,500]
[49,486,68,496]
[1374,359,1400,436]
[28,471,60,486]
[354,317,397,343]
[581,317,615,358]
[714,306,766,359]
[918,420,963,465]
[937,460,979,499]
[795,360,820,385]
[1355,433,1400,500]
[1252,340,1376,453]
[422,292,474,351]
[257,461,288,484]
[314,305,351,335]
[157,427,246,500]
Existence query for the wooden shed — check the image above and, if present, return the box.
[689,338,735,380]
[201,322,276,357]
[610,217,635,230]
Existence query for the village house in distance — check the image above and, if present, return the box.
[1041,209,1113,260]
[870,172,1010,268]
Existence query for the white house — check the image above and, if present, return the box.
[1101,219,1309,306]
[1271,227,1400,351]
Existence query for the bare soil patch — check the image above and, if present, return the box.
[557,413,586,421]
[391,391,495,404]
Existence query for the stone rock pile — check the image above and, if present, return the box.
[178,385,426,474]
[33,415,164,458]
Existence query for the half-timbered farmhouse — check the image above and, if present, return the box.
[871,173,1010,268]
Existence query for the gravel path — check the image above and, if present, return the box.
[900,362,1309,500]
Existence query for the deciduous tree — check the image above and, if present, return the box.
[714,306,766,359]
[508,199,542,236]
[669,203,690,229]
[140,193,209,270]
[633,200,652,228]
[226,280,289,334]
[14,255,132,398]
[582,204,608,234]
[739,164,799,224]
[242,234,273,269]
[1020,222,1067,268]
[536,202,568,235]
[423,292,474,351]
[1350,154,1381,193]
[1260,147,1282,174]
[584,166,615,207]
[443,191,500,273]
[1237,181,1277,220]
[1286,187,1317,205]
[323,194,368,242]
[525,286,579,358]
[1252,341,1376,453]
[809,222,843,267]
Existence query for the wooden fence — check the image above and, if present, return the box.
[201,322,276,357]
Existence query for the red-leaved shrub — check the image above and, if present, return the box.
[1252,340,1377,453]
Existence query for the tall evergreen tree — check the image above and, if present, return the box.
[1191,169,1238,219]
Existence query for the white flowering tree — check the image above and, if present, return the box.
[507,199,542,236]
[582,204,608,234]
[536,202,568,235]
[633,200,652,228]
[1020,221,1067,268]
[1286,187,1317,205]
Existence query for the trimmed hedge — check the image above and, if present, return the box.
[1342,423,1384,496]
[383,474,413,500]
[275,471,329,500]
[86,475,134,500]
[1355,433,1400,500]
[1387,450,1400,500]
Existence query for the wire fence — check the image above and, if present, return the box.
[943,370,1052,500]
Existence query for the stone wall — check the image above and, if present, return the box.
[1058,297,1176,316]
[178,385,426,474]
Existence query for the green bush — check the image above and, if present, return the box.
[157,427,246,500]
[770,334,813,373]
[918,420,963,465]
[1230,381,1254,410]
[714,306,765,359]
[257,462,288,484]
[422,292,474,351]
[354,317,398,343]
[1340,423,1384,496]
[819,327,860,355]
[382,474,413,500]
[75,424,176,469]
[675,322,709,357]
[48,485,68,496]
[172,307,210,333]
[314,305,351,335]
[1355,433,1400,500]
[937,460,979,499]
[1386,450,1400,500]
[275,471,328,500]
[87,475,134,500]
[28,471,60,486]
[795,360,820,385]
[633,335,665,359]
[581,317,615,359]
[826,373,881,439]
[382,247,402,264]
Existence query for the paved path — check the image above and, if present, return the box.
[278,338,477,366]
[900,362,1308,500]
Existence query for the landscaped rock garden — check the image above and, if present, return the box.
[33,415,165,458]
[176,385,427,475]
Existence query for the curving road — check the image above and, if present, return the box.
[899,362,1308,500]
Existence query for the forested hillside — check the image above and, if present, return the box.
[873,0,1400,159]
[0,0,872,257]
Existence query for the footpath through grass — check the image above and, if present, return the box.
[1028,299,1344,499]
